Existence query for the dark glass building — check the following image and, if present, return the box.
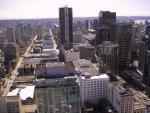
[59,6,73,45]
[143,51,150,86]
[99,11,116,27]
[117,23,133,70]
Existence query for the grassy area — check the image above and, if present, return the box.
[19,47,27,56]
[5,59,18,77]
[6,67,13,78]
[11,59,18,69]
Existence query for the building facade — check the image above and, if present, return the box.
[143,51,150,86]
[117,23,133,70]
[35,75,80,113]
[99,11,116,27]
[59,6,73,46]
[6,27,16,43]
[79,74,110,105]
[99,41,119,73]
[107,82,134,113]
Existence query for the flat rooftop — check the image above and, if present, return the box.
[21,104,37,113]
[73,59,99,74]
[80,73,109,80]
[46,62,65,67]
[7,85,35,100]
[14,76,35,84]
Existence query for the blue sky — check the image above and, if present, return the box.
[0,0,150,19]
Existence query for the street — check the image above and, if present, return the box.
[2,37,35,96]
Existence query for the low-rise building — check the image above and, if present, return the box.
[7,85,35,105]
[0,96,22,113]
[107,81,134,113]
[64,49,80,62]
[35,62,75,76]
[132,90,150,113]
[73,59,99,76]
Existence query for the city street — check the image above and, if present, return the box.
[2,37,35,96]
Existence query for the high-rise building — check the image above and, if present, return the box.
[85,20,91,30]
[35,24,44,39]
[0,50,5,77]
[117,23,133,70]
[15,23,24,42]
[35,75,80,113]
[145,24,150,35]
[99,11,116,27]
[23,24,33,41]
[59,6,73,46]
[97,11,116,45]
[95,27,110,45]
[6,27,16,43]
[138,41,146,72]
[92,19,99,30]
[99,41,119,73]
[143,51,150,86]
[3,43,19,62]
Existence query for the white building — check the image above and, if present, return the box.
[107,81,134,113]
[79,73,110,105]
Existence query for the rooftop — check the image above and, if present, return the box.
[80,73,109,80]
[110,80,134,96]
[82,33,95,41]
[46,62,65,67]
[73,59,99,75]
[14,76,35,85]
[99,41,119,48]
[21,104,37,113]
[36,75,78,88]
[7,85,35,100]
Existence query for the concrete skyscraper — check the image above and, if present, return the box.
[59,6,73,47]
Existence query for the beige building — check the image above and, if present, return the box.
[132,90,150,113]
[73,59,99,76]
[64,49,80,62]
[79,45,96,62]
[107,81,134,113]
[107,79,150,113]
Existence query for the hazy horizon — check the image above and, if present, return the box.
[0,0,150,19]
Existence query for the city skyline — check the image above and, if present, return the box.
[0,0,150,19]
